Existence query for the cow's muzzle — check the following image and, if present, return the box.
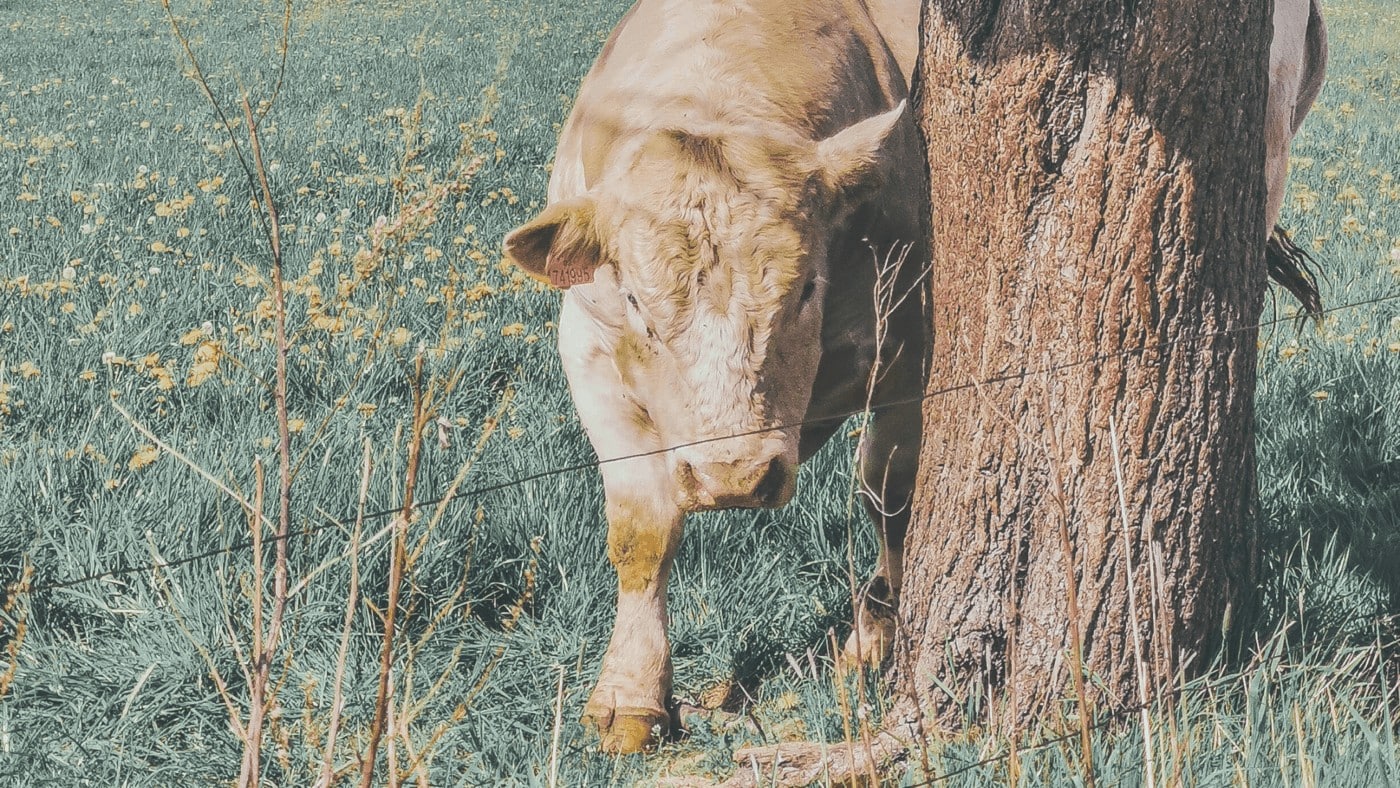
[674,452,795,511]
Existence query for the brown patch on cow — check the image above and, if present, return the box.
[611,332,651,389]
[605,499,680,592]
[669,130,729,176]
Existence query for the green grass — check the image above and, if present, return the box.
[0,0,1397,785]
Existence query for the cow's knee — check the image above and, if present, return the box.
[605,497,682,591]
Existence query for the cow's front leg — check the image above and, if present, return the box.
[842,397,919,670]
[557,293,680,751]
[584,486,684,753]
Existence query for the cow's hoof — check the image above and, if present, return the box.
[838,577,897,674]
[583,703,668,754]
[838,622,893,674]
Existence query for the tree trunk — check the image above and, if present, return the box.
[900,0,1272,730]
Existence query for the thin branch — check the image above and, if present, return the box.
[1109,417,1158,788]
[361,356,433,787]
[314,440,372,788]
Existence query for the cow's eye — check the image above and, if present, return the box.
[800,279,817,303]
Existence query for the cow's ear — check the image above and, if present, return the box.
[814,100,906,194]
[503,197,605,289]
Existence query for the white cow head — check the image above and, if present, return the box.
[505,103,905,511]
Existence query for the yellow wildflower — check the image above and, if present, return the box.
[187,340,223,387]
[128,445,160,471]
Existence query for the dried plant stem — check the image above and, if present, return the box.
[361,356,433,788]
[221,92,295,788]
[0,563,33,701]
[156,573,248,744]
[387,677,401,788]
[241,95,294,667]
[241,462,268,788]
[549,666,565,788]
[1041,396,1096,788]
[315,439,373,788]
[1109,416,1158,788]
[110,399,272,533]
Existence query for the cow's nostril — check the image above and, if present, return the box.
[753,457,786,506]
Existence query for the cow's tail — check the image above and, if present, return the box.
[1266,225,1323,321]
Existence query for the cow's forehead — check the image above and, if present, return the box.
[597,129,819,300]
[617,187,805,257]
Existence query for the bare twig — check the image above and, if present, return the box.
[361,356,434,787]
[0,563,32,701]
[1038,386,1096,788]
[158,10,298,784]
[1109,417,1158,788]
[160,0,272,250]
[549,666,566,788]
[241,461,268,787]
[149,566,249,748]
[255,1,294,124]
[315,439,373,788]
[110,399,273,533]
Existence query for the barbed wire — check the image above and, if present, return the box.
[9,286,1400,598]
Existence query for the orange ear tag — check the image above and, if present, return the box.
[546,258,597,289]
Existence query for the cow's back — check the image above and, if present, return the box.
[863,0,917,88]
[550,0,913,202]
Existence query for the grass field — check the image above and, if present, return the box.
[1,0,1398,785]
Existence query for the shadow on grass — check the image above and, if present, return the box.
[1254,355,1400,649]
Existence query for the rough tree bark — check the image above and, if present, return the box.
[899,0,1273,729]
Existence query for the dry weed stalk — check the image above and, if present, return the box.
[112,272,291,787]
[235,88,300,787]
[157,4,300,784]
[313,439,374,788]
[954,350,1097,784]
[1036,382,1097,788]
[149,3,511,784]
[1109,416,1158,788]
[361,356,434,787]
[549,666,566,788]
[358,358,497,787]
[0,562,33,701]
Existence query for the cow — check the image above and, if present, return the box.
[502,0,1326,755]
[503,0,926,753]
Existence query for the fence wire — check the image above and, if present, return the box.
[1,286,1398,784]
[9,286,1400,597]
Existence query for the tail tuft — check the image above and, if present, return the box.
[1266,226,1323,321]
